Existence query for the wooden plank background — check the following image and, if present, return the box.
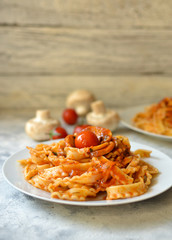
[0,0,172,28]
[1,76,172,111]
[1,28,172,75]
[0,0,172,111]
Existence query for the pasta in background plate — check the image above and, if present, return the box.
[133,97,172,136]
[19,126,158,201]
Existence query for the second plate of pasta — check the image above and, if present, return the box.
[120,104,172,141]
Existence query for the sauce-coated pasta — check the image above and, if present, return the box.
[19,126,158,201]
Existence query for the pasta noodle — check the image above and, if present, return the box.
[133,97,172,136]
[19,126,158,201]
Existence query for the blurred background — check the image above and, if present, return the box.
[0,0,172,117]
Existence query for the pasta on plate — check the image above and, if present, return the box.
[133,97,172,136]
[19,126,158,201]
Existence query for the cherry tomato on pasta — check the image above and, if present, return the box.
[73,124,90,134]
[75,130,99,148]
[63,108,78,125]
[50,127,68,140]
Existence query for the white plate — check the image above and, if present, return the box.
[120,105,172,141]
[2,141,172,206]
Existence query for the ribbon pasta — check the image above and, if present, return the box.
[19,127,158,201]
[133,97,172,136]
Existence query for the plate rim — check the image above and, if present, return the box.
[2,141,172,206]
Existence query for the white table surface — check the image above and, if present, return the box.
[0,112,172,240]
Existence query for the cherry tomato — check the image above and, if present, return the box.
[63,108,78,125]
[50,127,68,140]
[73,124,90,134]
[75,130,99,148]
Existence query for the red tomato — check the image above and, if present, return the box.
[63,108,78,125]
[73,124,90,134]
[75,131,99,148]
[50,127,68,140]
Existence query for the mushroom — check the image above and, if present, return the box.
[86,100,120,132]
[25,110,60,141]
[66,89,95,116]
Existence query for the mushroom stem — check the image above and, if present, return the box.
[75,105,88,116]
[36,110,51,120]
[91,100,106,114]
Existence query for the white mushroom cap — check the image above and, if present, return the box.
[66,89,95,116]
[25,109,60,141]
[86,100,120,132]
